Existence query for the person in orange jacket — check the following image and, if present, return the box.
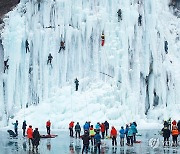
[69,121,74,137]
[100,123,105,139]
[27,125,33,146]
[101,33,105,46]
[110,126,117,146]
[172,126,179,146]
[46,120,51,135]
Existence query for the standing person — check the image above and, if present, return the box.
[124,124,129,144]
[110,126,117,146]
[104,120,109,136]
[119,126,125,146]
[94,131,101,154]
[138,14,142,26]
[47,53,53,65]
[75,122,81,138]
[46,120,51,135]
[25,40,30,53]
[171,126,179,147]
[27,125,33,147]
[4,58,9,73]
[100,123,105,139]
[95,122,101,133]
[12,120,18,136]
[22,120,27,137]
[32,128,41,151]
[89,125,95,146]
[162,125,171,146]
[127,126,133,146]
[172,120,177,127]
[101,33,105,46]
[131,122,138,142]
[69,121,74,137]
[81,131,90,153]
[58,41,65,53]
[74,78,79,91]
[117,9,122,22]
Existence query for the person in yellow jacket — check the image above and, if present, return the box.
[89,125,95,146]
[172,126,179,147]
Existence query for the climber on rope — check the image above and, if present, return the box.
[101,32,105,46]
[4,58,9,73]
[138,14,142,26]
[58,40,65,53]
[74,78,79,91]
[164,40,168,54]
[117,9,122,22]
[47,53,53,65]
[25,40,30,53]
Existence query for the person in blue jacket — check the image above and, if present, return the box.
[95,123,100,132]
[124,124,129,144]
[119,126,125,146]
[127,126,133,146]
[130,123,138,142]
[83,122,90,135]
[94,131,101,154]
[12,120,18,136]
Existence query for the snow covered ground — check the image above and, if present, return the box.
[0,0,180,128]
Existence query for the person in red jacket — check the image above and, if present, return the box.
[110,126,117,146]
[46,120,51,135]
[172,126,179,146]
[100,123,105,139]
[27,125,33,146]
[69,121,74,137]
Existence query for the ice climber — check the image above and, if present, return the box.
[47,53,53,65]
[117,9,122,22]
[119,126,125,146]
[81,130,90,153]
[69,121,74,137]
[101,33,105,46]
[46,120,51,135]
[58,41,65,53]
[4,58,9,73]
[164,40,168,54]
[75,122,81,138]
[74,78,79,91]
[25,40,30,53]
[94,131,101,153]
[32,128,41,151]
[110,126,117,146]
[162,125,171,146]
[27,125,33,146]
[12,120,18,136]
[138,14,142,26]
[22,120,27,137]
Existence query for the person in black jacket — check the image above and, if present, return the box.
[4,58,9,73]
[25,40,30,53]
[81,131,90,153]
[104,121,109,136]
[117,9,122,22]
[138,14,142,26]
[75,122,81,138]
[33,128,41,151]
[74,78,79,91]
[47,53,53,65]
[177,120,180,132]
[22,120,27,137]
[162,126,171,146]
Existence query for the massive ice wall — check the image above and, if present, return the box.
[0,0,180,126]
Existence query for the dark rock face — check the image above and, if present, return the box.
[0,0,20,18]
